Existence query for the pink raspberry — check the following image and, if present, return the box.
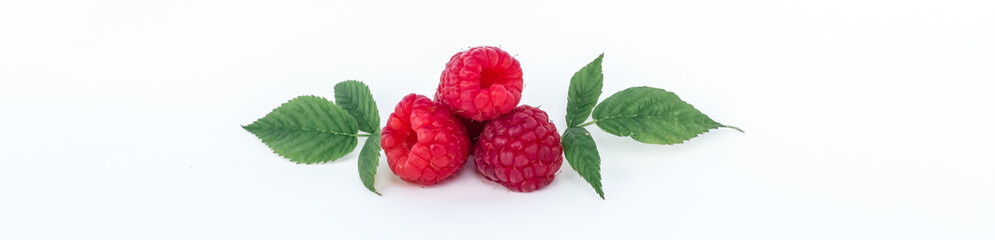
[435,46,524,121]
[474,105,563,192]
[381,94,471,185]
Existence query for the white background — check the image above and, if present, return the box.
[2,0,993,239]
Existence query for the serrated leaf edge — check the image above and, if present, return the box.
[565,53,605,128]
[242,95,359,165]
[591,86,741,145]
[334,80,381,134]
[358,130,382,195]
[561,127,605,199]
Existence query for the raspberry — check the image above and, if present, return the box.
[381,94,471,185]
[435,46,524,121]
[474,105,563,192]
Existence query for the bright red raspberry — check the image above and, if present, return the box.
[435,46,524,121]
[381,94,471,185]
[474,105,563,192]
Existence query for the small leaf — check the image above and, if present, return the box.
[334,80,380,133]
[358,130,381,195]
[565,54,604,128]
[561,127,604,199]
[243,96,359,164]
[592,87,737,145]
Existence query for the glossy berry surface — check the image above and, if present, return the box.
[381,94,470,185]
[474,105,563,192]
[435,46,524,121]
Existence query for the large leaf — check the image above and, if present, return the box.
[592,87,739,145]
[334,80,380,133]
[561,127,604,199]
[358,130,381,195]
[243,96,359,164]
[565,54,604,128]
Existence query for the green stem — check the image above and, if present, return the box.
[357,134,373,137]
[577,120,597,128]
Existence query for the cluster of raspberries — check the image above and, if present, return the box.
[380,46,563,192]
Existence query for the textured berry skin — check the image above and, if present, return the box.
[474,105,563,192]
[381,94,470,185]
[435,46,524,121]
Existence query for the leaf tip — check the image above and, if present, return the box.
[241,123,261,133]
[723,125,745,133]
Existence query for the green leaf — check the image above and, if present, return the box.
[592,87,739,145]
[566,53,604,128]
[561,127,605,199]
[358,130,381,195]
[243,95,359,164]
[334,80,380,133]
